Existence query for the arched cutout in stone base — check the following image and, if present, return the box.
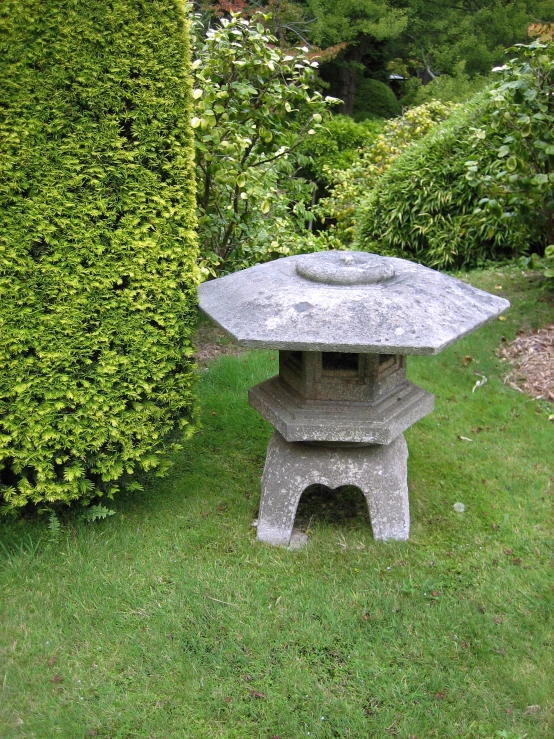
[257,431,410,546]
[294,483,370,531]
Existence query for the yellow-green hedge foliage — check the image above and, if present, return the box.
[0,0,198,509]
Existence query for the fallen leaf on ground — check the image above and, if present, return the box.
[51,674,63,683]
[250,690,266,699]
[525,705,541,714]
[47,657,56,667]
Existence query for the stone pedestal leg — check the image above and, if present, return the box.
[257,431,409,546]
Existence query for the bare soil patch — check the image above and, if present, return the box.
[497,324,554,402]
[194,321,244,368]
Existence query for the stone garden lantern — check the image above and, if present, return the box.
[199,252,509,546]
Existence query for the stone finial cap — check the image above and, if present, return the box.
[198,251,510,355]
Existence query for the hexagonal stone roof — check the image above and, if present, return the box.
[198,252,510,355]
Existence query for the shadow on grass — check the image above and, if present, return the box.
[294,484,371,532]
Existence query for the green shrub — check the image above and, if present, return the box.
[315,101,454,247]
[402,63,491,106]
[466,42,554,249]
[353,78,401,120]
[300,115,383,185]
[357,94,531,269]
[0,0,198,510]
[191,13,335,276]
[519,247,554,288]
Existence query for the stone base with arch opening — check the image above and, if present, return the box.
[256,431,410,546]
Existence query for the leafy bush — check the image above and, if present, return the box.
[315,101,454,247]
[191,13,336,276]
[0,0,198,510]
[300,115,383,185]
[353,78,401,120]
[357,94,531,269]
[519,247,554,288]
[403,64,490,106]
[466,41,554,250]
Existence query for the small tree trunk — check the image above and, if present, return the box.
[338,64,357,116]
[337,35,370,115]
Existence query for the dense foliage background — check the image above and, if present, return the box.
[198,0,554,113]
[0,0,198,510]
[192,2,554,279]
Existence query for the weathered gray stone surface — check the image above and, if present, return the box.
[198,251,510,355]
[257,431,410,545]
[249,374,434,443]
[278,350,408,402]
[287,529,309,550]
[295,251,395,285]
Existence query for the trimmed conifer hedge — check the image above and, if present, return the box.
[0,0,198,508]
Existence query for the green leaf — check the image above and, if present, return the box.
[80,504,116,523]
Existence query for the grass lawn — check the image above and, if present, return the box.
[1,265,553,739]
